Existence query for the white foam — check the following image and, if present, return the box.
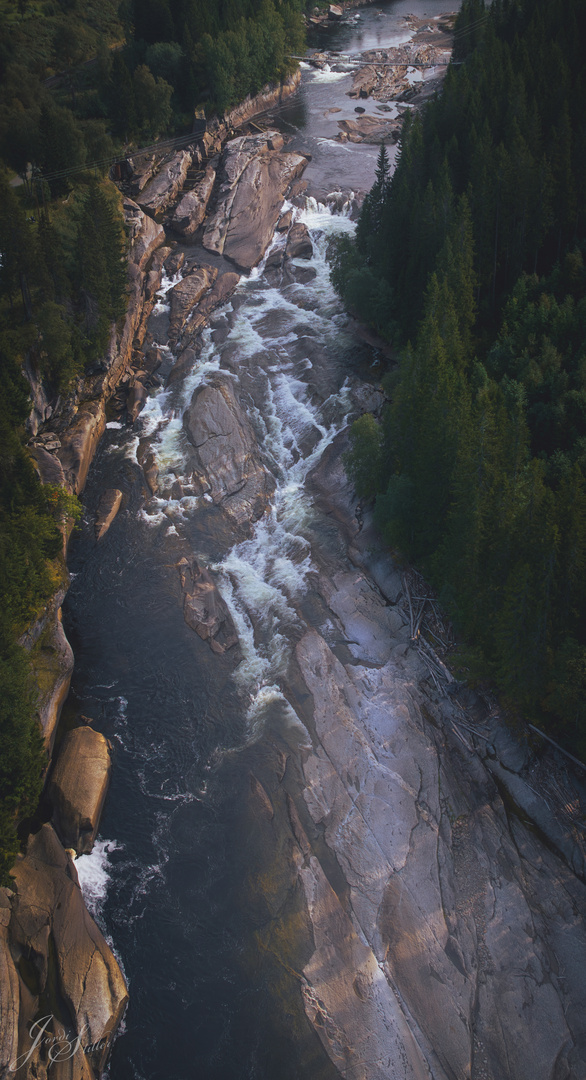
[310,65,349,83]
[76,839,121,919]
[106,421,123,430]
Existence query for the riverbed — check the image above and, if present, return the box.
[63,3,586,1080]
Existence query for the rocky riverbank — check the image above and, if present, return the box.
[1,73,308,1080]
[7,32,586,1080]
[308,11,456,144]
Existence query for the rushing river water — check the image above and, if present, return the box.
[65,3,452,1077]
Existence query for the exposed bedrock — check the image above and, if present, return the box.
[94,488,123,541]
[180,271,241,349]
[171,161,217,237]
[52,199,166,497]
[285,221,313,260]
[203,131,309,271]
[291,579,586,1080]
[178,557,238,654]
[23,599,75,755]
[48,726,111,855]
[3,825,127,1079]
[182,373,276,527]
[136,149,192,215]
[168,264,218,343]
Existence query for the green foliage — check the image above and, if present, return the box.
[335,0,586,755]
[0,0,309,885]
[0,632,44,886]
[132,64,173,138]
[344,413,384,500]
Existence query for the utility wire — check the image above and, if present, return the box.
[34,130,198,184]
[35,13,490,183]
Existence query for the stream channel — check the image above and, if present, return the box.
[64,4,455,1078]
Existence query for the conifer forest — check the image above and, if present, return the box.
[334,0,586,758]
[0,0,312,880]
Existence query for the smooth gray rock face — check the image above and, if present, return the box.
[202,133,308,271]
[95,488,123,541]
[172,162,217,237]
[290,562,586,1080]
[182,374,275,526]
[49,726,111,854]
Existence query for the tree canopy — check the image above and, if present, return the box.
[334,0,586,757]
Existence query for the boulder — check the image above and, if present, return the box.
[168,265,218,342]
[182,373,275,526]
[277,209,293,232]
[128,153,157,194]
[57,401,106,495]
[127,378,148,423]
[178,558,238,654]
[123,197,166,272]
[171,161,217,237]
[181,272,241,347]
[203,133,308,271]
[163,248,186,277]
[329,4,343,19]
[8,825,128,1077]
[285,221,313,260]
[337,115,400,144]
[95,488,123,541]
[136,149,192,215]
[48,726,111,855]
[224,153,308,271]
[165,346,201,388]
[30,444,67,487]
[137,441,159,495]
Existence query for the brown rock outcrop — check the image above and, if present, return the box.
[0,894,19,1076]
[285,222,313,260]
[137,441,159,495]
[48,726,111,855]
[29,444,67,487]
[203,133,308,272]
[137,149,192,215]
[57,401,106,496]
[123,197,166,272]
[164,248,186,277]
[28,605,75,754]
[171,161,217,237]
[94,488,123,541]
[178,557,238,654]
[222,70,301,130]
[55,199,166,496]
[182,373,275,526]
[168,265,218,343]
[7,825,127,1078]
[181,272,241,348]
[127,378,148,423]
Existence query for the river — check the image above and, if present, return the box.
[64,4,454,1078]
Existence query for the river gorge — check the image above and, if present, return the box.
[9,3,586,1080]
